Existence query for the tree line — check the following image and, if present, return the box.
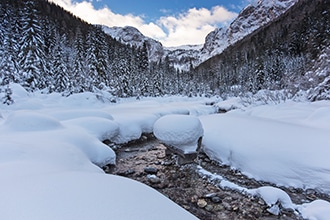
[0,0,328,101]
[0,0,196,98]
[193,0,329,100]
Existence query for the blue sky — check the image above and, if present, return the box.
[50,0,252,47]
[92,0,247,22]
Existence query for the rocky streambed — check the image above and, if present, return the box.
[104,135,330,219]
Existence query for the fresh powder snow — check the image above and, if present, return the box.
[1,83,330,219]
[153,114,204,153]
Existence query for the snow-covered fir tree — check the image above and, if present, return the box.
[18,0,46,91]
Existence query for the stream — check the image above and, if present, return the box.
[104,135,329,219]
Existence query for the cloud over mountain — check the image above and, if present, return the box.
[49,0,237,47]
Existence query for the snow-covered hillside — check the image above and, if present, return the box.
[201,0,298,60]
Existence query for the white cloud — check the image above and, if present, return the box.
[158,6,237,46]
[48,0,237,47]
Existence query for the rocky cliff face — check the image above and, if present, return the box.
[201,0,298,59]
[102,26,164,63]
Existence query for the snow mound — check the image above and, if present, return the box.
[9,83,30,99]
[50,109,114,121]
[4,111,63,131]
[55,127,116,167]
[249,186,295,210]
[111,113,158,144]
[63,117,119,141]
[298,200,330,220]
[153,115,204,152]
[200,111,330,193]
[0,172,198,220]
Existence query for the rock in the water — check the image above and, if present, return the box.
[153,115,204,152]
[144,167,158,174]
[211,196,222,203]
[197,199,207,208]
[147,174,161,184]
[205,204,213,211]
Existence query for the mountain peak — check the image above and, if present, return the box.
[102,0,298,71]
[201,0,298,58]
[102,25,164,63]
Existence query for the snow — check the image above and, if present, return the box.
[63,117,119,141]
[249,186,295,210]
[1,83,330,219]
[0,172,197,220]
[153,115,204,153]
[298,200,330,220]
[200,102,330,193]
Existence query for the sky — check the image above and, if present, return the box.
[49,0,253,47]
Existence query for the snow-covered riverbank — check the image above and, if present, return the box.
[1,84,330,219]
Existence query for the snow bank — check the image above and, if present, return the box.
[4,111,63,131]
[249,186,295,211]
[50,109,114,121]
[2,88,330,219]
[153,115,204,153]
[0,110,116,168]
[200,101,330,193]
[0,172,198,220]
[298,200,330,220]
[63,117,119,141]
[111,113,158,144]
[1,92,218,220]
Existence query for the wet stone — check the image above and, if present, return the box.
[222,202,232,211]
[211,196,222,203]
[147,174,161,184]
[144,167,158,174]
[162,161,173,166]
[197,199,207,208]
[205,204,213,211]
[213,204,224,212]
[124,169,135,175]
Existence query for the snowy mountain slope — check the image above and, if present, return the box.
[102,26,164,63]
[163,46,202,71]
[102,0,298,71]
[102,24,202,69]
[200,0,298,60]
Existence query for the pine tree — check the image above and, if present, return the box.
[51,32,69,93]
[2,85,14,105]
[0,1,20,86]
[71,26,88,92]
[18,0,46,91]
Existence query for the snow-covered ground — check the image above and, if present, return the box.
[1,83,330,219]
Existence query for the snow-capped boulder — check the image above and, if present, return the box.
[153,115,204,153]
[249,186,295,214]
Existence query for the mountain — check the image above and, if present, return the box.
[102,25,201,70]
[101,0,298,71]
[193,0,329,99]
[201,0,298,59]
[102,26,164,63]
[1,0,328,101]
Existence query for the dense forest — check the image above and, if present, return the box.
[194,0,329,100]
[0,0,184,97]
[0,0,329,100]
